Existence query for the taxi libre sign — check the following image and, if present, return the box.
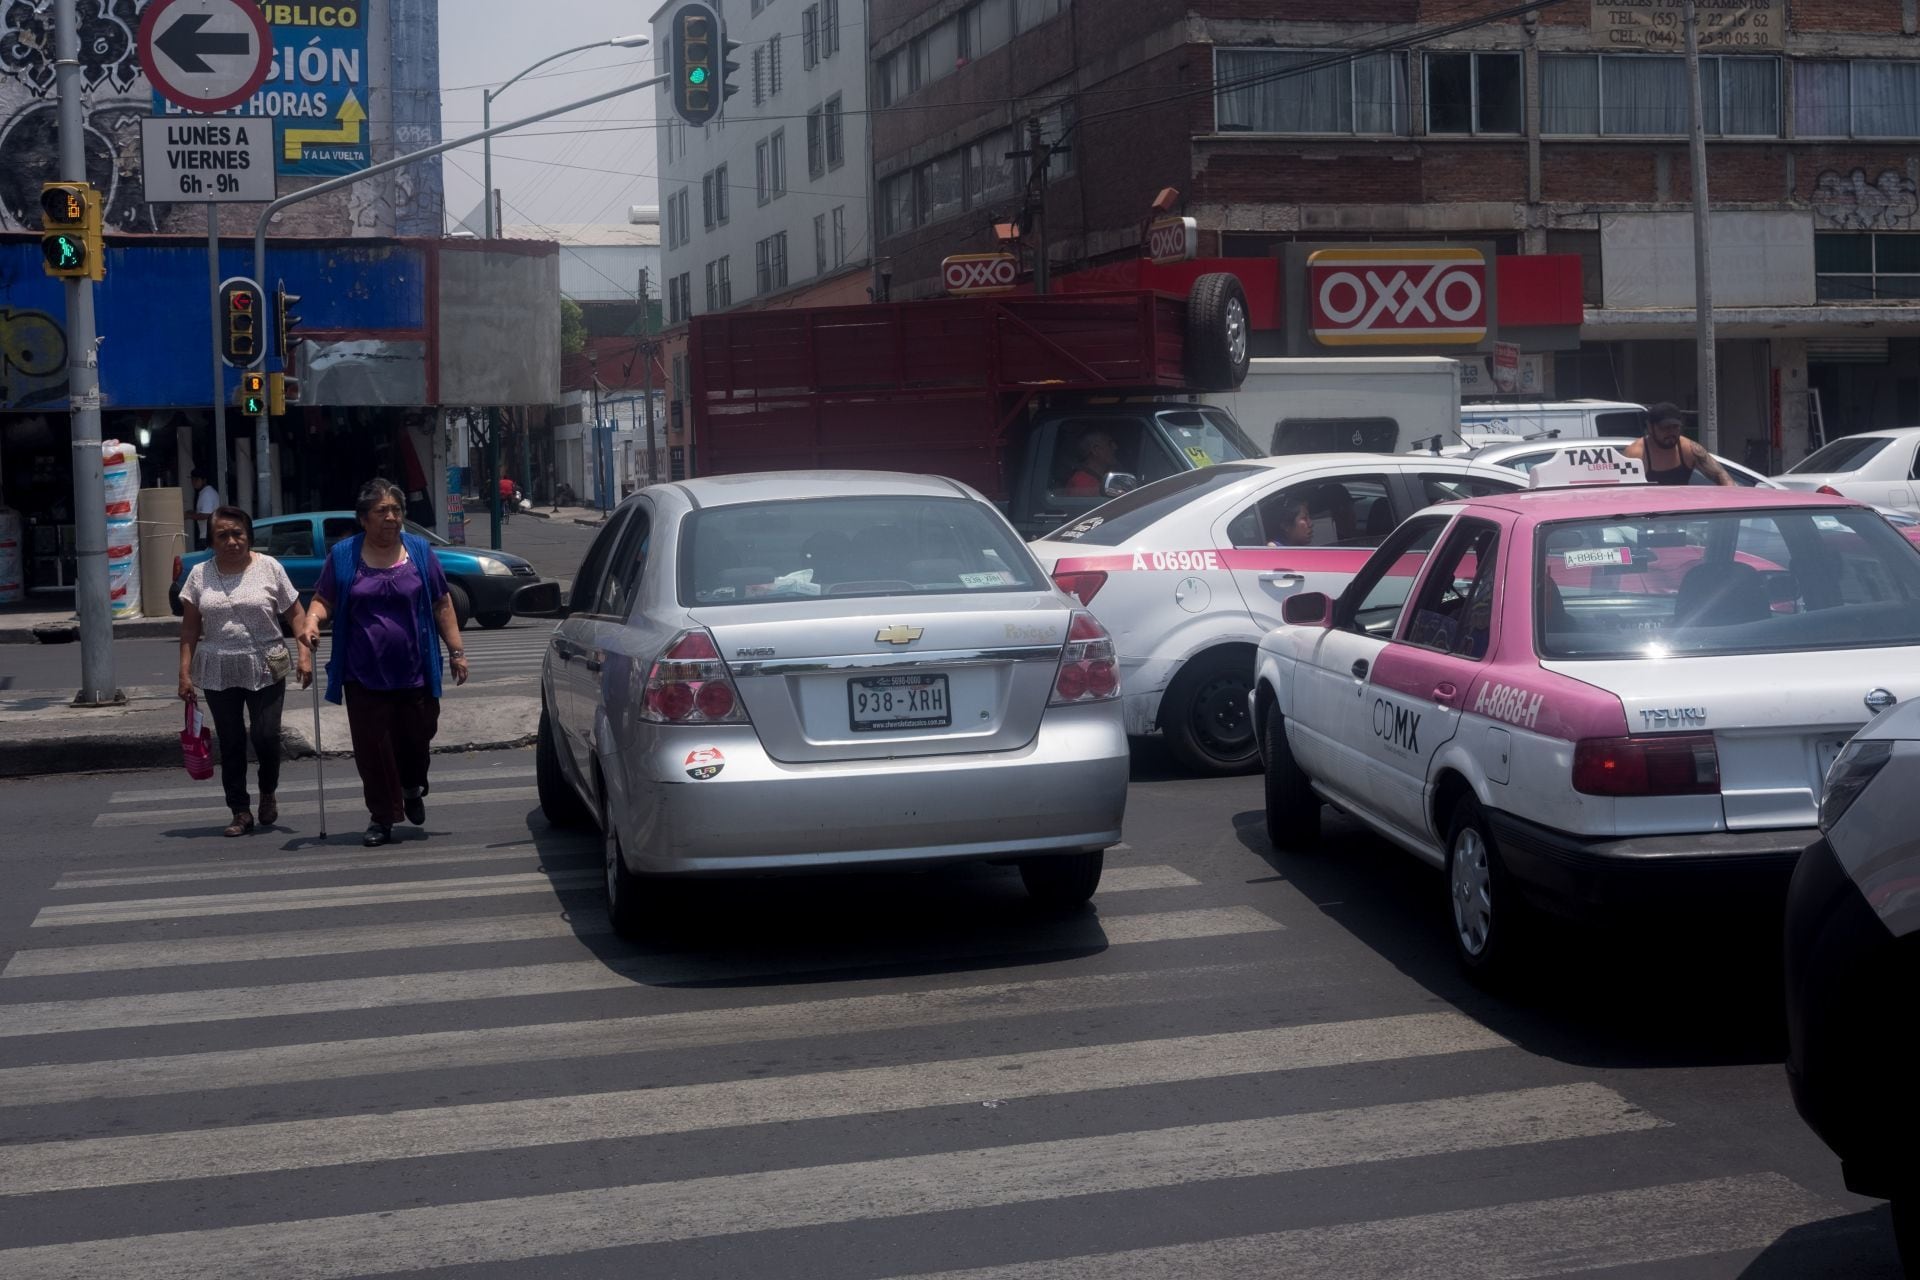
[1591,0,1781,51]
[152,2,371,177]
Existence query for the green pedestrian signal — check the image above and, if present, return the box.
[43,234,83,271]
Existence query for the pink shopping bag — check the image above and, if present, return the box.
[181,699,214,780]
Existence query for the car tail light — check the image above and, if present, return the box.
[171,554,182,582]
[640,629,749,725]
[1052,570,1107,606]
[1817,485,1843,496]
[1051,612,1120,706]
[1572,733,1720,796]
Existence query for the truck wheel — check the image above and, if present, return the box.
[1262,708,1320,848]
[447,582,471,630]
[1445,795,1532,982]
[1186,273,1251,391]
[1161,648,1260,776]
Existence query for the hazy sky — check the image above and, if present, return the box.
[437,0,664,231]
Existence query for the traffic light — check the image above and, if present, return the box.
[239,371,267,416]
[39,182,103,282]
[218,277,264,368]
[274,280,302,362]
[670,3,721,126]
[269,372,300,416]
[720,30,741,106]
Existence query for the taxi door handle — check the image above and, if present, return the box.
[1351,659,1370,679]
[1433,682,1459,704]
[1259,571,1304,586]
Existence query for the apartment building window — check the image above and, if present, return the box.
[1796,60,1920,137]
[961,0,1012,61]
[701,172,715,229]
[966,127,1020,207]
[807,104,826,179]
[717,256,731,306]
[713,163,729,224]
[910,18,959,91]
[1816,234,1920,300]
[705,259,720,312]
[880,170,915,238]
[1215,48,1408,135]
[920,151,965,226]
[668,188,691,249]
[1015,0,1065,32]
[825,94,844,168]
[803,5,819,68]
[767,129,786,199]
[876,49,907,107]
[831,204,847,266]
[755,231,789,293]
[751,45,765,106]
[1425,52,1521,135]
[1542,54,1779,136]
[814,212,828,275]
[668,273,691,324]
[768,34,782,97]
[756,138,770,204]
[823,0,839,56]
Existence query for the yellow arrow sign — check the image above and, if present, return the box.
[283,91,366,161]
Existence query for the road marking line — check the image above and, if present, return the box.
[876,1174,1838,1280]
[50,845,571,892]
[90,787,540,829]
[29,869,595,929]
[102,766,535,806]
[1097,865,1197,892]
[0,906,1282,1039]
[0,1013,1510,1194]
[0,1085,1661,1280]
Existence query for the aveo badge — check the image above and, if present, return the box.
[684,746,726,780]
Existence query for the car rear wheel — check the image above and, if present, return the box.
[476,612,512,629]
[446,582,471,630]
[1161,649,1260,775]
[1020,851,1104,911]
[1446,795,1531,980]
[1262,708,1320,848]
[536,707,593,829]
[601,783,649,941]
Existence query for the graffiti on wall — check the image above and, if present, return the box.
[0,307,69,410]
[1813,169,1920,232]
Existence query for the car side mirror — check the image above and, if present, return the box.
[1102,472,1139,498]
[511,580,568,619]
[1282,591,1333,627]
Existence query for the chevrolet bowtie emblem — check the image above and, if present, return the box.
[875,624,924,645]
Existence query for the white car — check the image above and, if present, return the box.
[1027,455,1523,774]
[1774,426,1920,512]
[1468,437,1773,487]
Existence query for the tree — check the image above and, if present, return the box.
[560,297,587,358]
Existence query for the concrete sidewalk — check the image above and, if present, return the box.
[0,685,539,778]
[0,602,179,645]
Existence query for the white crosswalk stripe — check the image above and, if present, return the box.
[0,828,1850,1278]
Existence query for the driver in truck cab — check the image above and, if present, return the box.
[1065,431,1121,496]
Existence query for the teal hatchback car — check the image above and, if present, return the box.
[169,511,542,630]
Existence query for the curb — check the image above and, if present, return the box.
[0,617,180,645]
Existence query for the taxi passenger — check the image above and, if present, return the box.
[1269,499,1314,547]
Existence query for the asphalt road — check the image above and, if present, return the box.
[0,753,1902,1278]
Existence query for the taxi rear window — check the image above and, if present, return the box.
[1537,508,1920,659]
[1044,465,1266,545]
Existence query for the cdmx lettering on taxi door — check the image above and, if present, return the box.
[1373,698,1421,754]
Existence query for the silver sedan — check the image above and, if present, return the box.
[513,472,1130,937]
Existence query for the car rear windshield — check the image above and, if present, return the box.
[680,496,1043,606]
[1537,507,1920,660]
[1044,464,1267,545]
[1156,409,1260,467]
[1788,436,1893,474]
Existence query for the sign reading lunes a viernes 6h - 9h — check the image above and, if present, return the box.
[150,1,369,178]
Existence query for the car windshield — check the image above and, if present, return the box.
[1156,409,1261,467]
[680,495,1043,605]
[1043,464,1267,545]
[1788,436,1893,474]
[1537,507,1920,660]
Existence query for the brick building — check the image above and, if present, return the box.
[869,0,1920,471]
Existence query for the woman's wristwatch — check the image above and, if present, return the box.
[449,649,465,659]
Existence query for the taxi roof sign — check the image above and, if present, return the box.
[1529,445,1647,489]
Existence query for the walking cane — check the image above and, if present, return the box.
[310,668,328,839]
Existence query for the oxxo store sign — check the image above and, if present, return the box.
[1282,242,1499,357]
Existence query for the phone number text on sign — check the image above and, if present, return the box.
[1308,247,1488,347]
[1591,0,1780,51]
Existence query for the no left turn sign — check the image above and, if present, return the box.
[138,0,273,114]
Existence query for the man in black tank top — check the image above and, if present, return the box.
[1622,403,1737,486]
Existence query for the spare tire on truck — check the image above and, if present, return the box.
[1185,272,1251,391]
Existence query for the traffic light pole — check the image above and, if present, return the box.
[247,73,669,516]
[53,0,118,706]
[208,204,229,508]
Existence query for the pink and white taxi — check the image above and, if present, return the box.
[1027,455,1522,774]
[1252,449,1920,975]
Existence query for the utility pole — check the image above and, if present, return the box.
[1684,0,1719,453]
[1025,116,1051,296]
[640,266,658,486]
[207,203,227,510]
[53,0,118,706]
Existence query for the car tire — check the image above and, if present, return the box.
[446,582,471,630]
[536,707,594,830]
[1185,272,1252,391]
[1445,794,1531,981]
[1262,708,1320,849]
[1161,648,1261,776]
[601,781,649,941]
[1892,1195,1919,1278]
[477,612,512,630]
[1020,850,1104,911]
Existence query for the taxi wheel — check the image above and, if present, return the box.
[1262,711,1320,848]
[1162,650,1261,775]
[1445,796,1530,980]
[601,783,649,941]
[536,707,594,830]
[1020,851,1104,912]
[477,612,512,629]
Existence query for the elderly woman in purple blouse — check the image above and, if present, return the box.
[297,479,469,846]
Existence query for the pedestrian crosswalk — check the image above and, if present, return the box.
[303,622,556,695]
[0,766,1866,1277]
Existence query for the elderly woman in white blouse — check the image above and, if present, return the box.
[177,505,313,836]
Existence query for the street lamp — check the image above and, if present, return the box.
[481,34,650,239]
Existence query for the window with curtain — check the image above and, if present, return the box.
[1016,0,1061,33]
[1425,51,1521,135]
[920,150,965,225]
[876,50,907,107]
[965,0,1012,59]
[1543,55,1778,136]
[1853,61,1920,136]
[1794,60,1852,136]
[1602,57,1687,134]
[880,170,915,237]
[1215,49,1408,135]
[967,127,1020,207]
[1708,57,1779,135]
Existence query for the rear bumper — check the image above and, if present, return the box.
[1487,808,1812,918]
[451,572,538,616]
[615,703,1129,874]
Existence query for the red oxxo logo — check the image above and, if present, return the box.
[1308,247,1488,347]
[942,253,1018,294]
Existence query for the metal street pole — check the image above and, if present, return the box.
[207,203,227,508]
[639,266,658,486]
[488,408,502,550]
[1026,116,1050,296]
[1684,0,1719,453]
[54,0,118,706]
[249,71,671,519]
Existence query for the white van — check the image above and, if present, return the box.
[1457,399,1648,445]
[1210,357,1463,456]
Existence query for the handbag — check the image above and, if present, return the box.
[180,699,215,781]
[265,642,291,682]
